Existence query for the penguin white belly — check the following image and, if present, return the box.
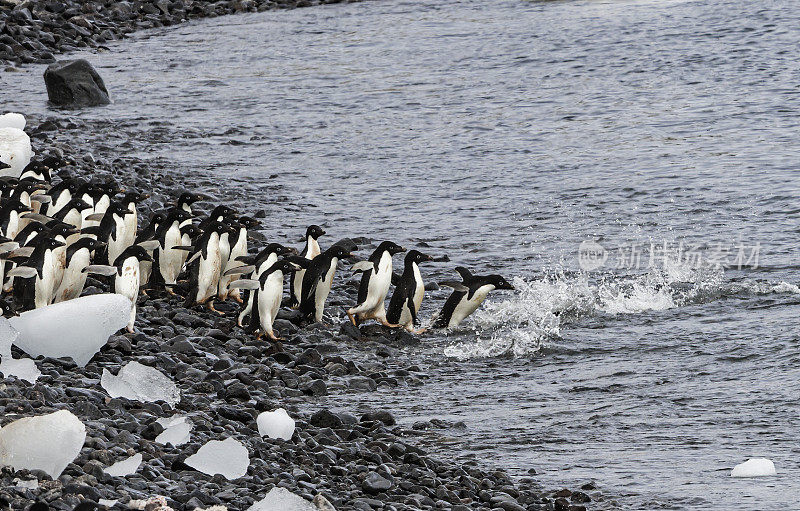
[352,254,392,320]
[107,216,129,264]
[159,225,184,284]
[50,241,68,302]
[36,252,55,309]
[196,235,221,303]
[83,195,110,228]
[123,207,137,248]
[313,258,338,322]
[238,254,277,325]
[399,263,425,328]
[48,192,71,216]
[115,258,140,331]
[216,233,231,298]
[61,208,83,230]
[220,232,247,299]
[259,271,284,336]
[54,251,90,302]
[5,212,20,239]
[449,284,496,327]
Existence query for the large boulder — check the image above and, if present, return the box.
[43,59,110,108]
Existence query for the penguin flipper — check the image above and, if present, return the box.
[4,247,34,259]
[440,280,469,292]
[351,261,373,273]
[185,250,203,265]
[6,266,37,278]
[170,245,195,251]
[454,266,473,283]
[83,265,118,276]
[21,212,53,223]
[229,279,260,290]
[137,240,161,251]
[224,264,255,276]
[84,213,106,222]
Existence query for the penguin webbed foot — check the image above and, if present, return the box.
[206,300,225,315]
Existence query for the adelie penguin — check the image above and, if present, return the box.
[433,267,514,329]
[0,198,31,239]
[230,243,296,327]
[347,241,406,326]
[151,208,193,290]
[387,250,435,333]
[82,201,134,265]
[289,224,325,308]
[218,215,260,303]
[231,258,305,340]
[85,245,153,332]
[53,237,106,302]
[44,177,82,216]
[300,243,354,323]
[6,236,66,310]
[52,197,92,231]
[119,190,149,250]
[183,220,231,313]
[134,211,166,288]
[176,191,206,225]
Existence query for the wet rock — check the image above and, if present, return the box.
[310,409,343,429]
[361,410,395,426]
[362,471,392,494]
[43,59,110,107]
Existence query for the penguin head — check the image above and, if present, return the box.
[74,236,106,252]
[488,275,515,290]
[45,220,78,238]
[14,179,46,195]
[237,216,260,229]
[122,191,149,204]
[77,182,99,200]
[3,198,32,214]
[329,245,353,260]
[108,201,134,217]
[306,224,325,239]
[41,236,66,250]
[377,240,406,256]
[210,220,233,235]
[97,179,122,197]
[149,211,167,226]
[405,249,433,264]
[116,245,153,265]
[177,191,206,207]
[167,207,193,224]
[66,197,93,212]
[180,223,202,239]
[0,177,19,196]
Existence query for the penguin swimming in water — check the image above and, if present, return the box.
[53,237,106,303]
[230,258,305,340]
[347,241,406,326]
[386,250,435,333]
[7,236,65,310]
[84,245,153,332]
[289,224,325,308]
[432,267,514,329]
[299,243,354,323]
[184,220,229,313]
[229,243,296,327]
[218,215,260,303]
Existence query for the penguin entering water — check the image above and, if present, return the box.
[184,221,230,313]
[347,241,405,326]
[151,208,193,290]
[230,258,304,340]
[299,243,354,324]
[386,250,435,333]
[7,236,66,310]
[53,237,105,303]
[289,224,325,308]
[85,245,153,332]
[218,215,260,303]
[432,267,514,329]
[229,243,296,327]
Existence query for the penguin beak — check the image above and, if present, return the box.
[94,241,107,249]
[142,253,154,262]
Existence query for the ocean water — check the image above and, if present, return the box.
[3,0,800,507]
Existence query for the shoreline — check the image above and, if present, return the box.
[2,3,597,511]
[0,0,361,67]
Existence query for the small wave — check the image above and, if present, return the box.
[443,258,799,359]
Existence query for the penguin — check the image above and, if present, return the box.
[52,197,93,232]
[230,258,304,340]
[178,221,201,270]
[82,201,133,265]
[215,216,236,298]
[299,243,354,323]
[75,182,100,226]
[82,179,120,228]
[347,241,406,326]
[85,245,153,332]
[135,211,166,289]
[197,204,236,231]
[120,190,148,250]
[432,267,515,329]
[0,177,19,198]
[45,177,83,216]
[0,198,31,239]
[228,243,296,327]
[53,237,106,302]
[176,191,206,226]
[7,236,66,310]
[183,221,229,313]
[386,250,435,333]
[151,208,193,289]
[288,224,325,308]
[44,220,79,297]
[218,215,260,303]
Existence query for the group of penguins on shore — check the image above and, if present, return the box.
[0,167,514,341]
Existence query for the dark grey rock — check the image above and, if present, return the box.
[43,59,110,107]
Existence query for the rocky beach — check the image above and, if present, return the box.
[0,2,596,511]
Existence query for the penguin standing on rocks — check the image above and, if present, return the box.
[184,221,230,313]
[230,258,305,340]
[299,243,354,323]
[52,198,92,231]
[433,267,515,329]
[82,201,134,265]
[135,211,166,289]
[218,216,259,303]
[7,236,66,310]
[386,250,435,333]
[347,241,406,326]
[53,237,106,302]
[85,245,153,332]
[289,224,325,308]
[44,177,82,216]
[152,208,193,290]
[0,199,31,240]
[230,243,296,327]
[119,190,148,249]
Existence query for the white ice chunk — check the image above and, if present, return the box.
[9,294,131,367]
[98,500,118,507]
[101,361,180,406]
[0,410,86,478]
[0,113,25,130]
[185,438,249,480]
[246,487,316,511]
[731,458,776,477]
[0,317,41,383]
[14,478,38,489]
[0,127,33,178]
[155,416,192,446]
[104,453,142,477]
[256,408,295,441]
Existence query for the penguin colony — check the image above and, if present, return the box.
[0,113,514,339]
